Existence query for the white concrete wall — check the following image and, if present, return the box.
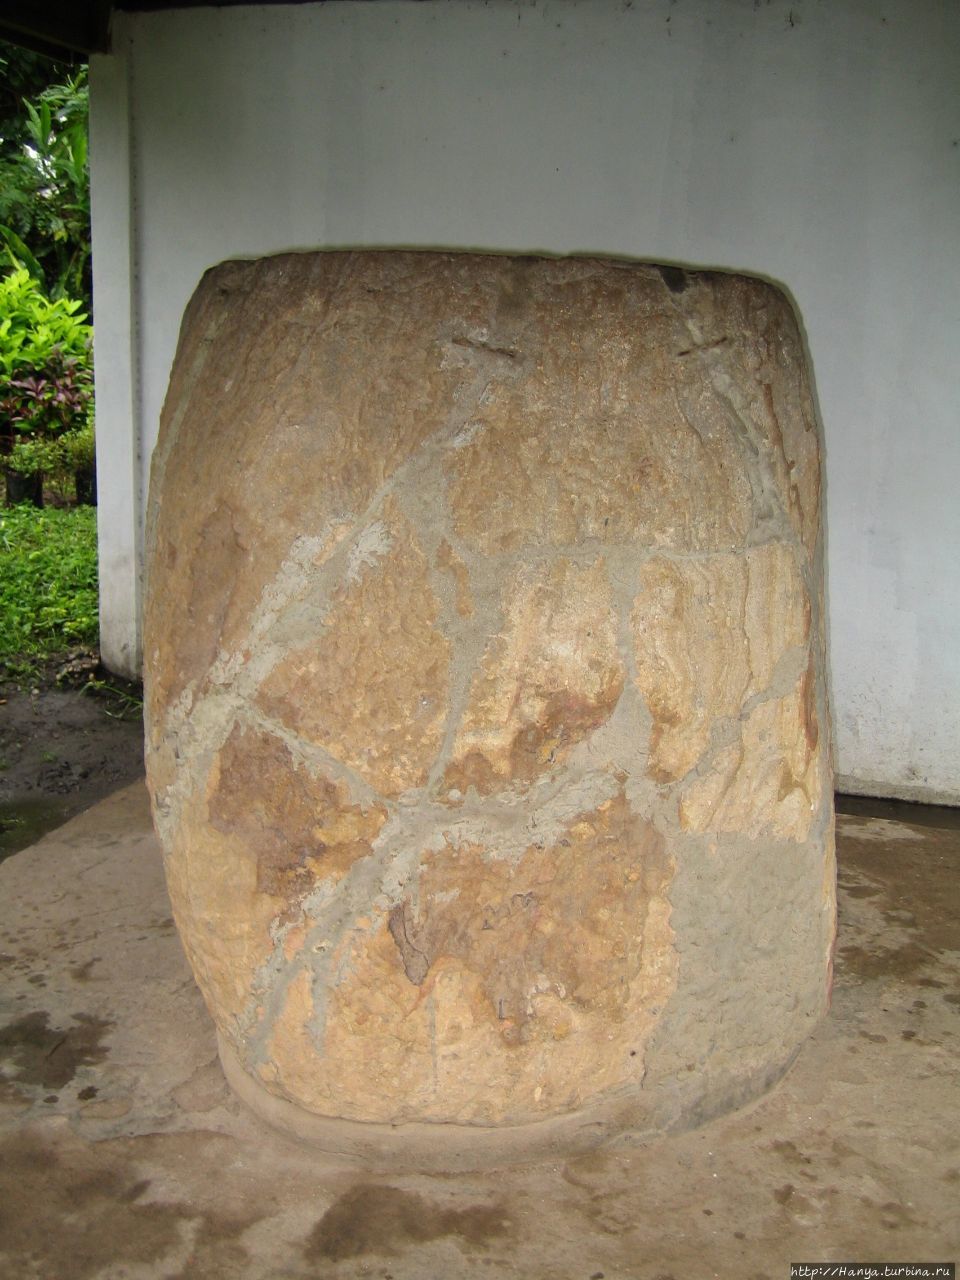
[89,0,960,804]
[88,41,141,679]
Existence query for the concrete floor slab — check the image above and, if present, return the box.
[0,783,957,1278]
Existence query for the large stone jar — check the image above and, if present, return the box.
[145,252,835,1165]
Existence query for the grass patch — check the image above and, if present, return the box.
[0,504,98,671]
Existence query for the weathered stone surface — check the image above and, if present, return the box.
[679,663,822,842]
[256,502,450,798]
[145,251,834,1142]
[258,790,675,1125]
[209,725,388,899]
[444,557,624,797]
[443,295,757,555]
[632,545,810,783]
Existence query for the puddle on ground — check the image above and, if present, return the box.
[835,808,960,990]
[306,1184,512,1261]
[0,1128,260,1278]
[0,798,71,861]
[0,1010,113,1091]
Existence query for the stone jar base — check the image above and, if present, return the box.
[218,1031,802,1172]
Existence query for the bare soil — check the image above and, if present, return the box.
[0,651,144,860]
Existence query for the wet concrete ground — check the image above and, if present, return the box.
[0,675,145,861]
[0,783,957,1278]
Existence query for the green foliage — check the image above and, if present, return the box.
[0,54,90,305]
[7,411,94,502]
[0,43,75,163]
[0,52,94,496]
[1,349,93,439]
[60,413,95,468]
[0,265,91,378]
[0,267,93,470]
[82,677,143,719]
[0,505,98,666]
[6,431,61,476]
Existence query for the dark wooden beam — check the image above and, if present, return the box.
[118,0,325,7]
[0,0,111,57]
[0,0,376,61]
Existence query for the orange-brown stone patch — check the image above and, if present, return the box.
[444,558,624,795]
[698,273,823,555]
[146,252,485,718]
[403,788,672,1039]
[441,265,756,556]
[257,506,450,797]
[632,546,809,782]
[208,723,387,902]
[264,786,677,1125]
[679,674,823,842]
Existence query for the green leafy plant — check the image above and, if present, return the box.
[0,59,90,305]
[64,411,96,505]
[0,55,94,507]
[6,431,61,476]
[7,412,96,503]
[1,348,93,439]
[0,267,93,498]
[60,412,95,469]
[0,504,98,668]
[81,677,143,720]
[0,265,91,381]
[0,44,74,157]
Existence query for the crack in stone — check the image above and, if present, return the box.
[388,904,430,986]
[676,336,729,358]
[450,334,520,360]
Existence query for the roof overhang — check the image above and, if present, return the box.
[0,0,327,60]
[0,1,112,59]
